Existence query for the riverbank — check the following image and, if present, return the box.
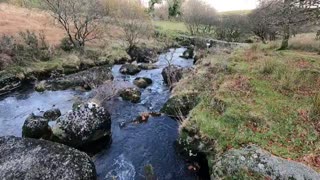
[170,43,320,178]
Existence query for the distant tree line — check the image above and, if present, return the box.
[178,0,320,49]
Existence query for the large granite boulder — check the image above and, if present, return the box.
[212,145,320,179]
[35,66,113,91]
[0,136,96,180]
[119,64,141,75]
[127,46,157,63]
[161,66,183,86]
[22,114,51,139]
[52,103,111,152]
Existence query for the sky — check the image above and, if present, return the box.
[142,0,258,12]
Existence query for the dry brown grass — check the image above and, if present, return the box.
[289,33,320,52]
[0,3,65,45]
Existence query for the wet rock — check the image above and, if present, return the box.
[161,93,199,117]
[0,74,21,96]
[35,66,113,91]
[22,114,51,139]
[212,145,320,179]
[127,46,157,63]
[43,108,62,121]
[161,66,183,85]
[133,77,153,88]
[119,64,141,75]
[0,136,96,180]
[52,103,111,152]
[114,57,132,65]
[138,63,158,70]
[180,45,195,59]
[119,87,141,103]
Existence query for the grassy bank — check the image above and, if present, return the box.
[178,43,320,170]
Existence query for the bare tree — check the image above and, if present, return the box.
[248,1,280,43]
[215,14,249,42]
[257,0,320,49]
[42,0,106,50]
[182,0,218,35]
[115,0,153,50]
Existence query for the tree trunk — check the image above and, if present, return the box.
[279,0,291,50]
[279,23,290,50]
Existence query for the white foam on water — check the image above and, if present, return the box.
[105,154,136,180]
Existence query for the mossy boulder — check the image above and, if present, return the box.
[22,114,51,139]
[161,93,199,117]
[212,145,320,179]
[133,77,153,88]
[119,64,141,75]
[119,87,141,103]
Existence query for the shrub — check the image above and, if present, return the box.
[260,60,279,75]
[0,31,52,66]
[60,37,74,52]
[182,0,218,35]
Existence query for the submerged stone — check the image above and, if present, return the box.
[119,87,141,103]
[133,77,153,88]
[119,64,141,75]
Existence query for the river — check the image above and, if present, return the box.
[0,48,196,179]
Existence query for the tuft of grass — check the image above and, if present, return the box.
[311,93,320,122]
[288,33,320,52]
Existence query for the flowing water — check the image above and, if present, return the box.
[0,48,196,179]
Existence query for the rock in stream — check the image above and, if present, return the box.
[51,103,111,153]
[0,136,96,180]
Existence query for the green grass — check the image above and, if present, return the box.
[153,20,188,33]
[180,44,320,165]
[219,10,252,15]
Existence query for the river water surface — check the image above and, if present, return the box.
[0,48,196,179]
